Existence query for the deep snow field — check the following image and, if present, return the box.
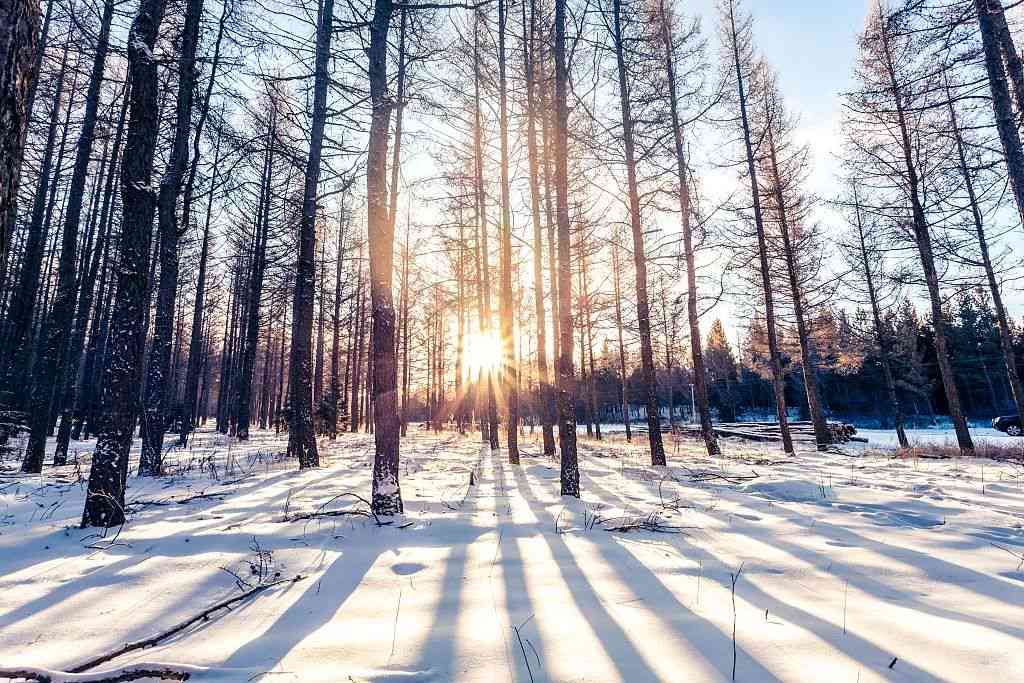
[1,427,1023,682]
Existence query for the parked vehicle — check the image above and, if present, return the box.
[992,415,1023,436]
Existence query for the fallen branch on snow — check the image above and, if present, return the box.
[0,662,204,682]
[128,491,228,510]
[280,492,384,526]
[596,512,690,534]
[57,575,305,675]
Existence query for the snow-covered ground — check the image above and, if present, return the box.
[856,426,1016,448]
[1,428,1023,681]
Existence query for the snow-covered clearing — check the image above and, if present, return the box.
[1,429,1023,682]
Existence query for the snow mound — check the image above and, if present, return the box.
[742,478,829,503]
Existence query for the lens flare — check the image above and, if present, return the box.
[463,331,502,380]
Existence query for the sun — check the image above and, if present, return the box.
[463,331,503,380]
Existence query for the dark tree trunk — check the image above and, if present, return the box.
[523,0,554,455]
[976,0,1024,227]
[366,0,402,513]
[611,0,665,465]
[611,235,631,441]
[289,0,334,468]
[329,198,348,439]
[764,126,831,449]
[182,135,220,442]
[496,0,520,463]
[878,15,973,453]
[727,2,793,454]
[3,43,68,403]
[25,0,118,472]
[140,0,205,475]
[82,0,169,527]
[49,0,121,466]
[236,110,275,440]
[850,184,908,448]
[553,0,579,496]
[657,0,718,455]
[0,0,41,281]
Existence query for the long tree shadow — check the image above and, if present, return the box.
[579,469,952,683]
[595,456,1024,643]
[511,457,776,682]
[491,450,548,683]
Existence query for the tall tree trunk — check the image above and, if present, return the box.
[289,0,335,468]
[850,184,908,447]
[764,125,831,449]
[553,0,579,495]
[367,0,402,513]
[50,0,122,465]
[314,237,327,409]
[3,42,68,402]
[399,231,410,436]
[26,0,119,472]
[947,91,1024,432]
[140,0,205,475]
[976,0,1024,228]
[82,0,169,527]
[497,0,519,462]
[727,1,793,454]
[523,0,555,455]
[611,234,632,440]
[472,16,500,451]
[877,13,973,453]
[611,0,665,465]
[182,133,221,442]
[657,0,718,455]
[0,0,41,281]
[330,196,348,439]
[236,110,275,440]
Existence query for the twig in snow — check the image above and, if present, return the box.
[65,575,305,674]
[0,663,200,681]
[991,542,1024,572]
[513,624,535,683]
[730,562,745,681]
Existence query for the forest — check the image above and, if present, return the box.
[1,0,1024,680]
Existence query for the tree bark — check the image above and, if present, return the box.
[2,42,68,405]
[367,0,402,513]
[0,0,41,282]
[553,0,579,495]
[764,124,831,449]
[289,0,334,469]
[877,12,973,453]
[522,0,555,455]
[26,0,119,472]
[140,0,206,475]
[497,0,519,463]
[727,1,793,454]
[611,0,665,465]
[850,183,908,447]
[657,0,718,455]
[82,0,169,527]
[976,0,1024,228]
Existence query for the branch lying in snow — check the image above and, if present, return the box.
[59,575,305,674]
[128,491,228,510]
[672,466,760,486]
[0,662,204,682]
[280,492,384,526]
[596,512,691,534]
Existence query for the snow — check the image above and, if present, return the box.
[856,426,1016,448]
[1,428,1023,681]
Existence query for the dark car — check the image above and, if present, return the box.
[992,415,1023,436]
